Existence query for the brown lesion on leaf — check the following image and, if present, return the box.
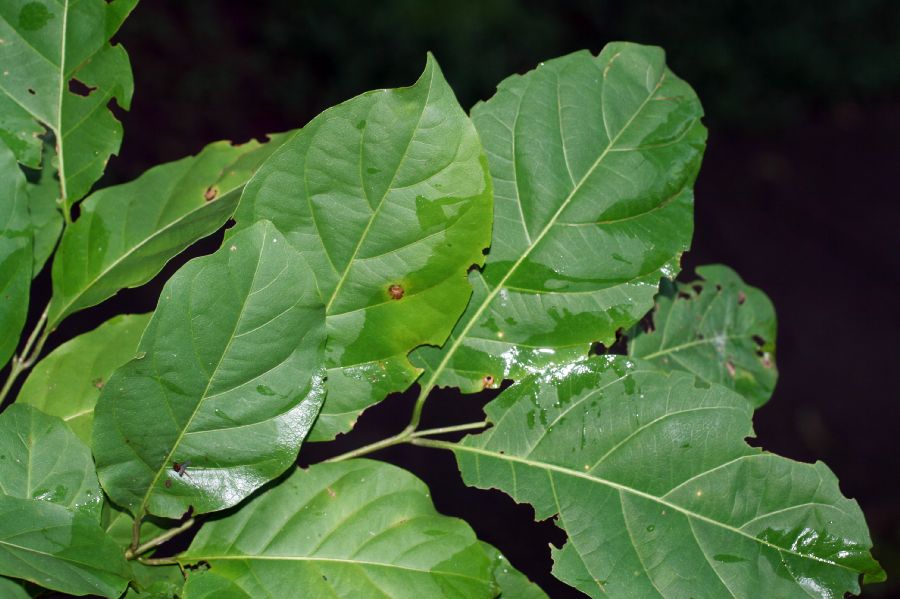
[738,290,747,305]
[482,375,495,389]
[92,377,104,389]
[204,186,218,201]
[388,284,404,300]
[725,360,736,378]
[326,486,336,498]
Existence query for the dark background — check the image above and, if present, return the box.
[29,0,900,596]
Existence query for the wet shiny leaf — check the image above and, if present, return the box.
[47,135,290,329]
[18,313,150,444]
[92,221,326,519]
[630,264,778,407]
[0,141,30,369]
[236,54,492,440]
[481,543,548,599]
[0,404,102,518]
[0,0,139,203]
[411,43,706,393]
[0,495,130,598]
[449,356,883,598]
[180,460,493,598]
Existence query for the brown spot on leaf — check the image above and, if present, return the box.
[761,353,773,369]
[92,377,104,389]
[388,284,404,300]
[326,486,336,498]
[738,290,746,305]
[204,186,218,201]
[164,480,172,488]
[482,375,495,388]
[725,360,736,378]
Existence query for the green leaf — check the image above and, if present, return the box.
[47,134,291,329]
[0,494,130,598]
[481,543,548,599]
[0,576,33,599]
[180,460,493,598]
[629,264,778,408]
[0,404,102,518]
[0,140,31,369]
[24,141,63,276]
[447,356,883,598]
[93,220,326,519]
[410,43,706,394]
[18,313,150,444]
[0,0,139,203]
[236,54,492,441]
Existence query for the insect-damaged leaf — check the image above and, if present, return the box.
[180,460,493,599]
[0,140,31,369]
[47,134,291,329]
[0,495,130,598]
[0,0,139,204]
[629,264,778,408]
[481,543,548,599]
[92,221,325,519]
[18,313,150,444]
[236,54,492,441]
[411,42,705,394]
[445,356,883,598]
[0,404,102,519]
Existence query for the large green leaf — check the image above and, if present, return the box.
[0,0,139,203]
[18,313,150,444]
[629,264,778,408]
[443,356,883,598]
[0,140,30,368]
[0,494,130,598]
[236,54,492,440]
[0,576,31,599]
[47,135,290,329]
[410,43,706,394]
[24,141,63,276]
[180,460,493,598]
[93,220,326,519]
[0,404,101,518]
[481,543,548,599]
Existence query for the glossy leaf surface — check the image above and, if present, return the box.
[237,54,492,440]
[181,460,493,598]
[47,135,289,328]
[482,543,548,599]
[0,140,30,368]
[0,0,138,203]
[93,221,326,519]
[0,495,129,598]
[18,313,150,444]
[0,404,101,518]
[450,356,883,598]
[630,264,778,408]
[411,42,706,394]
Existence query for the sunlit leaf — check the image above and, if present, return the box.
[629,264,778,407]
[180,460,493,598]
[47,134,290,329]
[0,404,102,518]
[0,140,31,369]
[18,313,150,444]
[236,54,492,440]
[93,220,326,519]
[0,0,139,203]
[0,495,130,598]
[411,42,706,394]
[447,356,883,598]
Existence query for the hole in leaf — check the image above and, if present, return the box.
[27,88,36,95]
[68,78,96,96]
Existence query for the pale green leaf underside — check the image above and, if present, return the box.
[0,404,102,518]
[236,54,493,441]
[18,313,150,444]
[93,220,326,519]
[630,264,778,408]
[481,542,549,599]
[181,460,493,599]
[0,0,139,203]
[47,134,290,329]
[412,42,706,394]
[0,495,130,598]
[451,356,882,598]
[0,140,31,368]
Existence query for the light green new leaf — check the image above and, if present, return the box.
[0,404,102,518]
[0,140,30,368]
[47,134,290,329]
[481,543,548,599]
[18,313,150,444]
[180,460,493,599]
[93,221,326,519]
[25,141,63,276]
[411,43,706,394]
[0,495,130,598]
[0,0,139,203]
[236,54,492,440]
[446,356,883,598]
[629,264,778,408]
